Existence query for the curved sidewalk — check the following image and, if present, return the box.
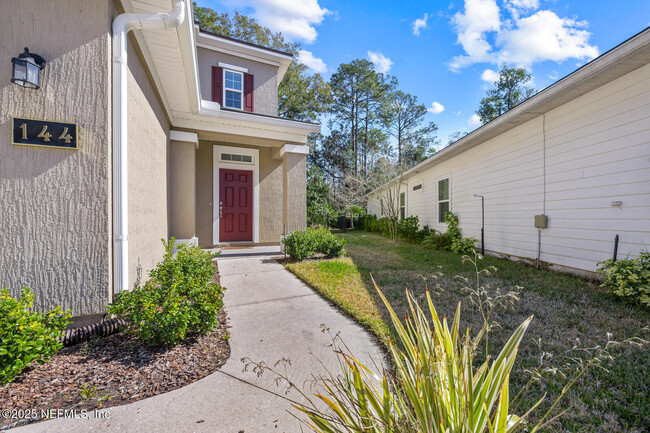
[15,248,385,432]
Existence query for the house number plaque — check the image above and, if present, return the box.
[12,117,78,149]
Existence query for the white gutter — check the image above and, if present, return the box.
[112,1,186,292]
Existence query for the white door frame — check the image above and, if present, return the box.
[212,145,259,245]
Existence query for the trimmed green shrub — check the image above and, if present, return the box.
[314,230,346,257]
[445,212,477,255]
[108,239,223,346]
[1,288,70,385]
[423,230,452,250]
[397,216,420,242]
[597,251,650,307]
[282,230,316,261]
[282,228,346,261]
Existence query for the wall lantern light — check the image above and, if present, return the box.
[11,48,46,89]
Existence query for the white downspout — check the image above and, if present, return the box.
[112,1,186,292]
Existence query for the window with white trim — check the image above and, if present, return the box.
[224,70,243,109]
[399,192,406,220]
[438,178,449,223]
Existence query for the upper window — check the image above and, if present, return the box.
[399,192,406,220]
[224,70,243,110]
[412,184,422,191]
[438,178,449,223]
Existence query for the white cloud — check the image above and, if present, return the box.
[548,70,559,80]
[448,0,599,70]
[497,11,599,67]
[427,101,445,114]
[297,50,327,73]
[467,114,482,129]
[480,68,500,82]
[413,13,429,36]
[222,0,329,44]
[367,51,393,73]
[449,0,501,71]
[504,0,539,19]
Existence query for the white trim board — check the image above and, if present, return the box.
[212,145,260,245]
[219,62,248,73]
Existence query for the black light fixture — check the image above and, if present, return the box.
[11,48,46,89]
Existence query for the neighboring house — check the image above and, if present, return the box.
[368,27,650,276]
[0,0,319,318]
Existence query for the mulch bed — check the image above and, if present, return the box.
[1,305,230,429]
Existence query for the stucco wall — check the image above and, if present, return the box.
[170,140,196,240]
[196,142,213,247]
[0,0,112,316]
[283,153,307,233]
[197,47,278,116]
[259,147,284,243]
[195,143,283,246]
[124,32,170,289]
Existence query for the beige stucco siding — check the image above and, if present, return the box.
[0,0,112,316]
[283,153,307,233]
[197,47,279,116]
[259,147,284,243]
[368,62,650,273]
[170,140,196,240]
[125,32,171,289]
[196,142,213,247]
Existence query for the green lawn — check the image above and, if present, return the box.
[285,230,649,432]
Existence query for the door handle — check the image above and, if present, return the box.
[219,201,223,218]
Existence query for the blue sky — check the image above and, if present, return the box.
[195,0,650,145]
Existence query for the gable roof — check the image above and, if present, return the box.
[396,26,650,183]
[118,0,319,145]
[194,21,294,58]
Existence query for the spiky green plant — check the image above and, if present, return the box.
[295,279,544,433]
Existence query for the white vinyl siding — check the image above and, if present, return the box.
[367,62,650,273]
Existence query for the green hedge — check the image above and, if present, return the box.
[108,239,224,346]
[282,228,346,261]
[363,212,476,255]
[1,288,70,385]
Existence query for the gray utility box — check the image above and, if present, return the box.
[534,214,548,229]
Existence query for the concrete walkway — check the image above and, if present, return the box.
[15,248,385,432]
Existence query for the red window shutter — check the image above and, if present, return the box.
[212,66,223,105]
[244,73,254,112]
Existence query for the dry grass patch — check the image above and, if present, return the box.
[291,230,649,432]
[284,257,390,343]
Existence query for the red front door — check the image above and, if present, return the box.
[219,168,253,242]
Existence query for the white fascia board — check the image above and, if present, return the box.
[172,112,314,144]
[195,24,293,61]
[195,99,320,132]
[196,43,281,68]
[178,0,201,114]
[378,27,650,191]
